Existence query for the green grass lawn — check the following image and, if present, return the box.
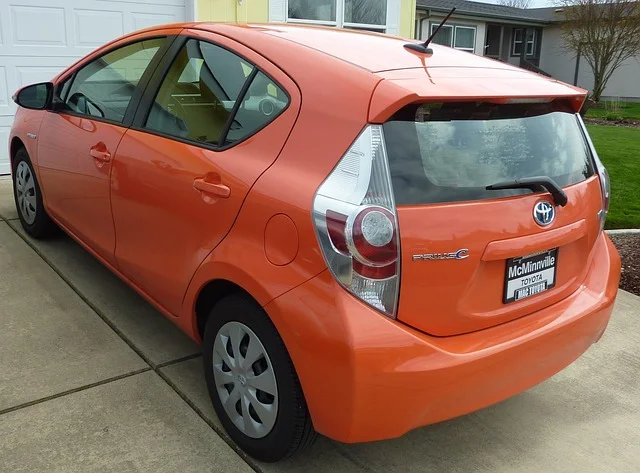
[587,124,640,229]
[586,101,640,121]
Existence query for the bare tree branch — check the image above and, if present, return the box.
[558,0,640,101]
[497,0,532,8]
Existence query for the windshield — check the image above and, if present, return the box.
[383,102,594,205]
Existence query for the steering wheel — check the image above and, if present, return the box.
[67,92,105,118]
[168,95,187,119]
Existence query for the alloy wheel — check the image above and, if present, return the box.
[212,321,278,439]
[15,161,37,225]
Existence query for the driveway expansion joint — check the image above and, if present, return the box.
[6,220,263,473]
[0,368,151,417]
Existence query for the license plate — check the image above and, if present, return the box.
[504,248,558,303]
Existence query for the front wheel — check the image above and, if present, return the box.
[202,294,317,462]
[12,148,56,238]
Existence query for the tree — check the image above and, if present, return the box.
[497,0,532,8]
[558,0,640,102]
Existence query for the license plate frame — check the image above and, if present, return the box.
[504,248,558,304]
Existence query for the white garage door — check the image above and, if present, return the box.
[0,0,192,174]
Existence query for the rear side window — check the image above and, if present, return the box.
[383,102,594,205]
[145,39,288,147]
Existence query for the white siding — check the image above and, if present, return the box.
[0,0,187,175]
[386,0,402,36]
[268,0,286,22]
[540,24,640,100]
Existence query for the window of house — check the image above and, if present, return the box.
[430,23,476,52]
[288,0,388,32]
[288,0,336,23]
[63,38,166,122]
[453,26,475,52]
[145,39,288,148]
[512,28,537,57]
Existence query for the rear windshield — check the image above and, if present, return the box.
[383,102,594,205]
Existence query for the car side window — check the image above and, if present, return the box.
[64,38,166,123]
[145,39,288,147]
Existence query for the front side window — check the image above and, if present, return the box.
[64,38,165,123]
[383,102,594,205]
[430,23,476,52]
[145,39,288,147]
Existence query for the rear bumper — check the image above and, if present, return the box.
[265,233,621,443]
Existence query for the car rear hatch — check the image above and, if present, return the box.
[378,84,604,336]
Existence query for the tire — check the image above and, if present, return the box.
[202,294,317,462]
[12,147,57,239]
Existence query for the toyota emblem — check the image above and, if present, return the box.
[533,201,555,226]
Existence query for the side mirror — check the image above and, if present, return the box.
[12,82,53,110]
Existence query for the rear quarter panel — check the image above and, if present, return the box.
[178,35,381,339]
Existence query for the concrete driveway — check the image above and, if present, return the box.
[1,176,639,473]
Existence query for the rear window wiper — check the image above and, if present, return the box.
[486,176,568,207]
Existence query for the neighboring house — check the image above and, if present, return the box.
[416,0,640,101]
[0,0,417,174]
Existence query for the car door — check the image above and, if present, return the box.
[110,32,301,315]
[37,35,174,265]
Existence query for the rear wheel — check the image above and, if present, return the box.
[12,148,56,238]
[202,294,317,462]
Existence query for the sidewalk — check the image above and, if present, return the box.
[1,177,639,472]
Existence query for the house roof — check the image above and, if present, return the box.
[416,0,557,24]
[527,7,568,22]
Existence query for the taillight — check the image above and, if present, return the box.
[577,114,610,232]
[597,165,610,231]
[312,125,400,318]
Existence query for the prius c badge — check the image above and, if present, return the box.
[412,249,469,261]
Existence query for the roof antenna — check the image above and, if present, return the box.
[404,7,456,54]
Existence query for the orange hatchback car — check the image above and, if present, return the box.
[10,23,620,462]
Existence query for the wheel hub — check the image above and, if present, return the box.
[212,321,278,439]
[15,161,37,225]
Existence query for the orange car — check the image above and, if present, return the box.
[9,23,620,462]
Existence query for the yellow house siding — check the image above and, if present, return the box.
[400,0,416,38]
[197,0,269,22]
[197,0,415,38]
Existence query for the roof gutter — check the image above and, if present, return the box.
[417,5,551,25]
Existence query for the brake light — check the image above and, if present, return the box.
[597,165,610,231]
[312,125,400,317]
[577,114,610,232]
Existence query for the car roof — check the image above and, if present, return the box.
[132,23,585,103]
[183,22,520,73]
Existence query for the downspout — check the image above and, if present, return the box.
[416,9,429,40]
[573,43,581,86]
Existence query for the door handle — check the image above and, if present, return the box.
[193,178,231,198]
[90,144,111,163]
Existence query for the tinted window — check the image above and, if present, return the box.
[64,38,165,122]
[145,39,288,147]
[383,102,594,205]
[225,71,288,145]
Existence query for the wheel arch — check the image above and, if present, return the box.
[10,136,26,168]
[194,278,257,341]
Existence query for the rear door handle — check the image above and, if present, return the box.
[193,178,231,198]
[90,144,111,163]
